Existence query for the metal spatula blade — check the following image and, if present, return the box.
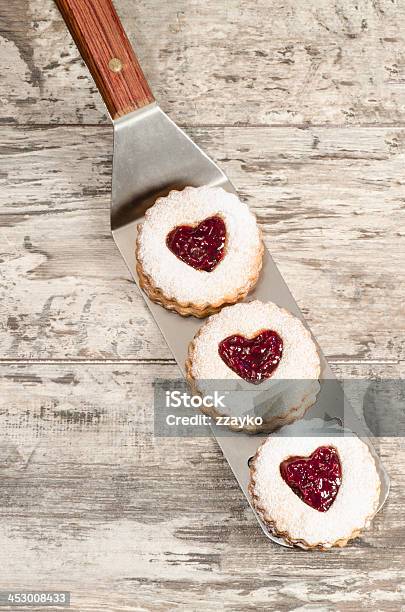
[56,0,389,549]
[112,103,235,231]
[111,100,390,549]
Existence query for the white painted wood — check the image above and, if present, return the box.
[1,1,405,126]
[0,363,402,611]
[0,1,404,608]
[1,125,404,360]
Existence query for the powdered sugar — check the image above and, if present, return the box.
[251,420,381,548]
[190,300,320,381]
[137,186,262,306]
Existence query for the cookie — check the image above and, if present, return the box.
[249,420,381,549]
[136,186,263,317]
[186,300,321,432]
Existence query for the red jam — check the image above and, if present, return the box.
[280,446,342,512]
[166,215,226,272]
[218,330,283,384]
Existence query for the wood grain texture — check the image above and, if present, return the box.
[1,0,405,609]
[2,0,405,126]
[54,0,153,118]
[0,124,404,361]
[0,362,403,611]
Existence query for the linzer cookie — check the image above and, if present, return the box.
[186,300,321,432]
[136,187,263,317]
[249,420,381,549]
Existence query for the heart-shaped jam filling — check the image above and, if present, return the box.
[218,330,283,384]
[280,446,342,512]
[166,215,226,272]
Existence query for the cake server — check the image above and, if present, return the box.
[55,0,389,547]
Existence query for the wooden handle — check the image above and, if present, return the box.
[55,0,154,119]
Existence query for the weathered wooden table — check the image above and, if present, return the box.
[1,1,405,610]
